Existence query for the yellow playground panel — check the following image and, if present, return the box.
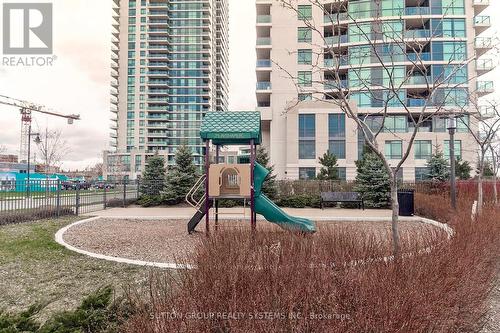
[208,164,251,198]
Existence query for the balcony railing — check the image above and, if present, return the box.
[256,37,272,45]
[407,99,427,107]
[406,52,431,62]
[405,29,430,39]
[256,59,272,68]
[324,57,348,67]
[474,15,491,25]
[324,35,348,45]
[474,0,490,4]
[325,80,348,90]
[256,15,271,23]
[476,59,494,71]
[407,76,431,85]
[256,82,272,90]
[475,37,492,48]
[477,81,494,92]
[323,13,349,23]
[405,7,431,15]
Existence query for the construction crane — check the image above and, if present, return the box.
[0,94,80,162]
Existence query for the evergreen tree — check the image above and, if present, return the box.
[140,155,166,196]
[256,146,278,199]
[163,145,199,204]
[426,149,450,182]
[317,151,339,180]
[456,157,472,180]
[354,152,391,208]
[477,160,495,178]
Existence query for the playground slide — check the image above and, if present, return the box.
[254,193,317,233]
[254,162,316,233]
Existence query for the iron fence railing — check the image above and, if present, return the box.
[0,179,140,225]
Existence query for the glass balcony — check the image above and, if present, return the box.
[405,7,431,15]
[324,35,348,45]
[476,59,493,71]
[323,13,348,23]
[325,80,348,90]
[407,99,426,107]
[477,81,494,93]
[256,59,272,68]
[256,37,272,45]
[407,76,431,85]
[474,15,491,26]
[256,15,271,23]
[407,52,431,61]
[475,37,492,48]
[256,82,272,90]
[405,29,431,39]
[324,57,348,67]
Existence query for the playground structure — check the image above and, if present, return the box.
[186,112,316,234]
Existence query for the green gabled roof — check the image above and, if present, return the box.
[200,111,262,145]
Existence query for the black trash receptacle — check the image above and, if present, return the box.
[397,189,415,216]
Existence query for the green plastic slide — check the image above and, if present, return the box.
[253,162,316,233]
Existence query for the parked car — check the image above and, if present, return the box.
[61,180,91,190]
[94,182,115,190]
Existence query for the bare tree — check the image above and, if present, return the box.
[489,134,500,206]
[35,127,70,175]
[459,101,500,215]
[275,0,489,256]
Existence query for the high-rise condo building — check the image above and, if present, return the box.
[256,0,493,181]
[105,0,229,180]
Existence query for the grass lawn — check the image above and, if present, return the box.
[0,217,149,322]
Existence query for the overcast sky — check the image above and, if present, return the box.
[0,0,498,170]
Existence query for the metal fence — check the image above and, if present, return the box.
[0,179,139,225]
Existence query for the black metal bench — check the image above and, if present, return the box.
[320,192,364,210]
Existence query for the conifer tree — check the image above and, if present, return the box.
[163,145,199,204]
[256,146,278,199]
[354,152,391,208]
[456,157,472,180]
[317,151,339,180]
[426,149,450,182]
[140,155,166,196]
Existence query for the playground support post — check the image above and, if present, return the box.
[250,139,256,231]
[205,140,210,235]
[215,145,220,230]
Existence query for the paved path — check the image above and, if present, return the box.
[84,205,397,220]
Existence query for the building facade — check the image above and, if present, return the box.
[105,0,229,180]
[256,0,493,181]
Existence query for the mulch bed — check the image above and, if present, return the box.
[62,218,439,264]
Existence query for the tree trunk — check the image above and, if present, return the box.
[477,172,483,216]
[493,173,498,206]
[390,179,401,258]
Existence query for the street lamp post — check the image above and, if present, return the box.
[447,117,458,210]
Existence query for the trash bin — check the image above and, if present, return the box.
[397,189,415,216]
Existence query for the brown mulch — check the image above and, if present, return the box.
[62,218,438,264]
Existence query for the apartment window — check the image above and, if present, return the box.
[298,5,312,20]
[298,71,312,87]
[338,167,347,181]
[415,167,430,181]
[414,140,432,160]
[384,116,407,133]
[385,140,402,159]
[444,140,462,160]
[299,114,315,159]
[298,27,312,43]
[329,114,346,159]
[298,49,312,65]
[299,167,316,180]
[298,93,312,101]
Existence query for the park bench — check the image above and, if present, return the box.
[320,192,364,210]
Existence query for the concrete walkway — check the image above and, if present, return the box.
[84,205,397,221]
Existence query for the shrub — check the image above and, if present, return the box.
[125,195,499,333]
[275,194,321,208]
[136,195,162,208]
[0,207,74,226]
